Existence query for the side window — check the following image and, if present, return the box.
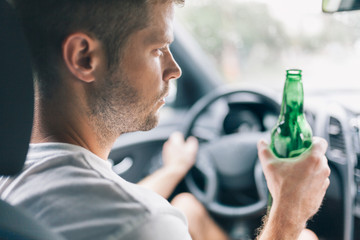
[175,0,360,91]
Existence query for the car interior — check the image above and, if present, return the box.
[109,1,360,239]
[1,0,360,239]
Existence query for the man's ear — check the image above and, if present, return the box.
[62,33,102,83]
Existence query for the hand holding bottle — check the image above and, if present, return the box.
[257,137,330,239]
[270,69,312,158]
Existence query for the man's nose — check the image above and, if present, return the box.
[163,51,182,81]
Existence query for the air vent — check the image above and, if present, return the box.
[328,117,346,159]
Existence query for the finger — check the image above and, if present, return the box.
[257,139,273,164]
[311,137,328,155]
[319,178,330,197]
[324,177,330,190]
[321,156,331,178]
[185,136,198,154]
[257,139,269,151]
[170,131,185,144]
[186,136,198,146]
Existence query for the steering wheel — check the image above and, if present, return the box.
[181,87,280,217]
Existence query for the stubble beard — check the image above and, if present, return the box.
[87,69,166,146]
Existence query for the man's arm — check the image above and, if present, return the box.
[256,137,330,240]
[138,132,198,199]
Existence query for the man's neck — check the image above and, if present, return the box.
[31,96,116,160]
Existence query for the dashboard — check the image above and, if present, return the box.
[109,88,360,240]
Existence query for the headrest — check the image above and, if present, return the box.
[0,0,34,175]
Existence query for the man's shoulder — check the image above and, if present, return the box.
[2,142,160,212]
[0,142,190,240]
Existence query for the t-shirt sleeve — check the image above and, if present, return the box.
[3,150,192,240]
[118,212,192,240]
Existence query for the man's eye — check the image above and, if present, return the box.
[154,48,164,56]
[153,45,169,57]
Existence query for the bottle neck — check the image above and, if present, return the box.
[279,77,304,119]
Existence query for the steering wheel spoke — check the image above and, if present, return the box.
[186,146,218,204]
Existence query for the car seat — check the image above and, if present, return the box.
[0,0,65,239]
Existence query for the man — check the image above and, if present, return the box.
[0,0,330,239]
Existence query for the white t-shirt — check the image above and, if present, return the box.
[0,143,191,240]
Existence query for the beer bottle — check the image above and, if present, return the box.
[268,69,313,208]
[270,69,312,158]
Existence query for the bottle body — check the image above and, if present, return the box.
[267,69,313,209]
[270,69,312,158]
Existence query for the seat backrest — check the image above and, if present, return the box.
[0,0,33,176]
[0,1,65,239]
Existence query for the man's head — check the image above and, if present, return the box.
[11,0,183,146]
[84,0,183,140]
[10,0,182,97]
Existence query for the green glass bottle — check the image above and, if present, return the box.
[268,69,313,208]
[270,69,312,158]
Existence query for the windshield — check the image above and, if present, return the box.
[175,0,360,92]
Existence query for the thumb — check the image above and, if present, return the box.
[257,139,273,165]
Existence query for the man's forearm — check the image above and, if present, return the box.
[256,204,307,240]
[138,166,186,199]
